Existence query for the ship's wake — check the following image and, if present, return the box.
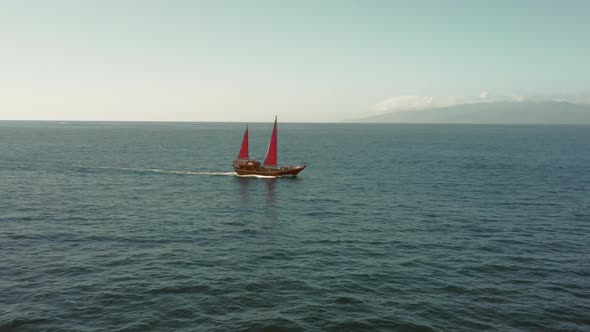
[77,166,236,176]
[234,174,279,179]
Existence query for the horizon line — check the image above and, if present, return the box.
[2,119,590,126]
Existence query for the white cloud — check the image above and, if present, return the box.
[479,90,489,99]
[375,95,428,112]
[375,94,466,113]
[511,95,526,102]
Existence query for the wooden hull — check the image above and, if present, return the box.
[233,162,307,177]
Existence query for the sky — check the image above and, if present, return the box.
[1,0,589,122]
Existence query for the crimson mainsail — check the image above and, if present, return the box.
[232,117,307,177]
[263,117,278,166]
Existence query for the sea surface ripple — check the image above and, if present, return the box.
[1,122,589,331]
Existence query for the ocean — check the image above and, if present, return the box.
[1,121,589,331]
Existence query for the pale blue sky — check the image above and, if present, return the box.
[1,0,588,122]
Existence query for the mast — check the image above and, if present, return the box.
[237,125,249,160]
[263,116,278,166]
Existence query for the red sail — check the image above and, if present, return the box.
[263,117,278,166]
[237,126,249,159]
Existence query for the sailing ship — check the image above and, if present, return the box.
[233,117,307,177]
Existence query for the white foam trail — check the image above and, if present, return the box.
[235,174,278,178]
[78,165,236,176]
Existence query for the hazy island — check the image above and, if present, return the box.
[355,101,590,124]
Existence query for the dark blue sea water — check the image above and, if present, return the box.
[2,121,589,331]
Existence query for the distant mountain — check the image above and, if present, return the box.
[355,101,590,124]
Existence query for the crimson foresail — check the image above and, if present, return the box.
[237,126,249,160]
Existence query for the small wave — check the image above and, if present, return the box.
[0,318,51,330]
[240,318,303,332]
[147,284,210,295]
[76,165,236,176]
[334,296,365,304]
